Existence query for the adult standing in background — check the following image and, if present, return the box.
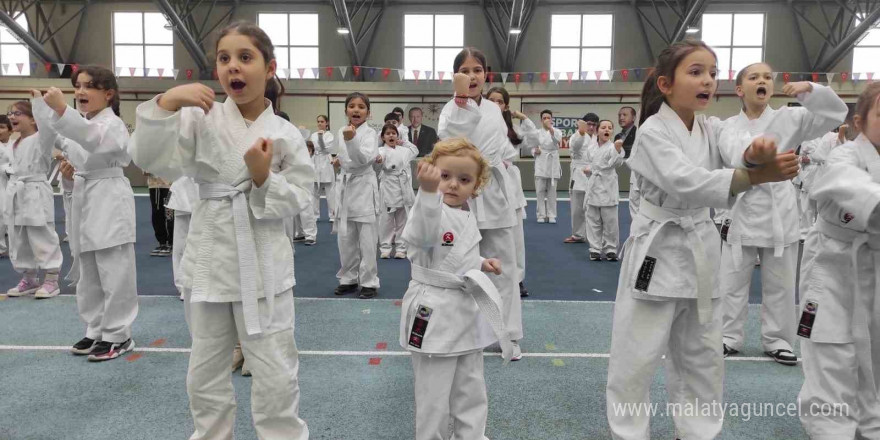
[615,106,637,158]
[407,107,438,157]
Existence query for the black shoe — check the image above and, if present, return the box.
[292,235,306,243]
[358,287,378,299]
[606,252,618,261]
[150,245,164,256]
[589,252,601,261]
[723,343,739,358]
[519,282,529,297]
[764,349,798,366]
[71,337,98,355]
[158,244,172,256]
[88,339,135,362]
[334,284,359,296]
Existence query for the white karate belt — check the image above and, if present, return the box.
[65,167,125,283]
[383,168,415,213]
[196,182,272,336]
[5,174,51,262]
[471,159,513,225]
[334,166,376,236]
[632,200,714,325]
[409,264,513,363]
[814,216,880,396]
[728,185,787,267]
[537,149,561,187]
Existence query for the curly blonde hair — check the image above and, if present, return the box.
[420,138,491,195]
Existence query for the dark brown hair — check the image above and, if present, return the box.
[486,86,522,146]
[638,40,717,126]
[72,65,121,116]
[855,82,880,134]
[216,21,283,108]
[10,100,33,118]
[0,114,11,130]
[453,47,487,73]
[380,123,400,141]
[344,92,370,111]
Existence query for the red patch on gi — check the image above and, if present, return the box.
[442,232,454,245]
[126,353,143,362]
[842,212,854,224]
[375,342,388,350]
[368,357,382,365]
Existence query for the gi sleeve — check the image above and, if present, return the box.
[438,99,481,140]
[129,95,204,182]
[811,143,880,233]
[401,189,444,248]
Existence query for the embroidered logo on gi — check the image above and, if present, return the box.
[841,212,854,224]
[797,301,818,339]
[442,232,455,247]
[408,305,433,349]
[720,219,731,242]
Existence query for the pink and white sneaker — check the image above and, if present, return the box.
[35,277,60,299]
[7,277,41,297]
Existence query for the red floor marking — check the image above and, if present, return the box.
[375,342,387,350]
[149,339,166,347]
[393,300,402,307]
[126,353,143,362]
[368,357,381,365]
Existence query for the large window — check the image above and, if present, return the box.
[701,13,764,77]
[113,12,174,77]
[0,13,30,76]
[854,15,880,77]
[404,14,463,80]
[259,13,319,79]
[550,14,613,81]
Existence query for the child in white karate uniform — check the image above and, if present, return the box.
[798,126,846,240]
[5,100,63,299]
[33,66,139,361]
[334,92,381,299]
[376,122,418,259]
[797,81,880,439]
[532,109,562,223]
[130,22,311,439]
[167,176,199,300]
[400,138,512,439]
[584,120,625,261]
[0,115,12,256]
[309,115,336,221]
[566,114,598,245]
[606,41,799,440]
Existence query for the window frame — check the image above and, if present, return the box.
[0,12,31,76]
[403,14,464,81]
[112,11,175,78]
[700,12,766,77]
[258,12,320,79]
[549,14,614,81]
[853,14,880,75]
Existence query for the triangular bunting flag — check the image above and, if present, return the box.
[487,72,494,83]
[854,72,861,82]
[57,64,66,74]
[826,73,834,83]
[728,70,734,81]
[438,71,446,82]
[540,72,548,83]
[621,69,629,81]
[606,70,613,81]
[45,62,52,73]
[840,72,849,82]
[145,68,151,77]
[280,68,289,79]
[158,68,165,78]
[425,71,432,80]
[501,72,508,84]
[71,64,79,74]
[30,62,36,72]
[1,64,8,74]
[783,72,791,83]
[311,68,320,79]
[382,68,390,79]
[514,73,521,86]
[353,66,361,78]
[772,72,779,81]
[129,67,137,77]
[527,72,534,83]
[566,72,573,84]
[594,71,602,81]
[553,72,561,84]
[325,67,334,79]
[297,68,305,79]
[368,67,376,78]
[634,68,643,80]
[115,67,123,76]
[186,69,194,80]
[397,69,405,81]
[580,71,588,81]
[811,72,819,82]
[338,66,348,78]
[868,72,875,81]
[172,69,180,79]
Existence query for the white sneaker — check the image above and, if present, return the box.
[510,341,523,361]
[380,250,391,259]
[35,277,60,299]
[7,277,40,297]
[394,251,406,259]
[537,218,546,224]
[548,218,557,224]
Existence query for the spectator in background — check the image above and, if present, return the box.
[615,106,637,158]
[407,107,439,157]
[147,173,173,256]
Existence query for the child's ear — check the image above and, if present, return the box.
[266,59,277,81]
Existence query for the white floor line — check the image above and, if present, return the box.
[0,345,791,362]
[53,294,617,304]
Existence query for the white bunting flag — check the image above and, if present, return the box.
[501,72,509,84]
[553,72,561,84]
[338,66,348,78]
[172,69,180,79]
[397,69,405,81]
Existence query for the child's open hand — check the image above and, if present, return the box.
[481,258,502,275]
[416,162,442,193]
[244,137,273,187]
[159,83,215,114]
[782,81,812,97]
[343,124,356,141]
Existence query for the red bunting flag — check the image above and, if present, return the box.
[71,64,79,75]
[353,66,361,77]
[540,72,548,83]
[728,70,734,81]
[438,71,446,82]
[566,72,573,84]
[514,73,521,85]
[186,69,193,80]
[595,71,602,81]
[129,67,137,77]
[157,68,165,78]
[783,72,791,83]
[413,70,420,82]
[811,72,819,82]
[325,67,334,79]
[488,72,495,83]
[869,72,875,81]
[44,62,52,73]
[841,72,849,82]
[621,69,629,81]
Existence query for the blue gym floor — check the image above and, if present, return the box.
[0,195,808,439]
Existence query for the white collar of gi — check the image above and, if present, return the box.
[657,102,702,148]
[223,97,275,127]
[86,106,116,121]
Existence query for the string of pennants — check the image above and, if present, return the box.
[1,62,876,85]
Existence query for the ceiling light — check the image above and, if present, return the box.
[337,27,350,35]
[685,27,700,34]
[509,28,522,35]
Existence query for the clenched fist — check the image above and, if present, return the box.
[244,138,273,187]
